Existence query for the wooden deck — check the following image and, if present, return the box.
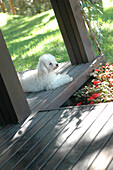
[0,102,113,169]
[25,55,105,113]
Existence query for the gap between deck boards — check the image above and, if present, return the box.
[25,55,105,113]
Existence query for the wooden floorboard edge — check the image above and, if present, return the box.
[28,64,82,112]
[44,55,106,110]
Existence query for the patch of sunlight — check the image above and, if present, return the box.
[42,10,54,23]
[46,18,58,30]
[103,0,113,8]
[28,9,52,22]
[12,120,31,141]
[90,149,112,169]
[12,55,18,60]
[32,18,58,35]
[25,47,38,58]
[26,34,61,56]
[0,13,8,27]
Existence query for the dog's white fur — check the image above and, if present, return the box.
[18,54,73,92]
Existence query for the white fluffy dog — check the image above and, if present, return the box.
[18,54,73,92]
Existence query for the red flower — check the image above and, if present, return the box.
[102,66,105,68]
[89,101,93,105]
[106,63,110,66]
[95,85,98,88]
[95,69,100,72]
[76,102,82,106]
[109,81,113,84]
[106,75,111,78]
[93,81,101,85]
[88,93,101,101]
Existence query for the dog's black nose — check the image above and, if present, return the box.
[56,64,58,67]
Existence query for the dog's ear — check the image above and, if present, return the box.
[38,58,49,75]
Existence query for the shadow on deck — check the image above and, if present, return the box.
[25,55,105,113]
[0,102,113,169]
[1,55,112,169]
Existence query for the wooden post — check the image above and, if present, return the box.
[9,0,15,15]
[50,0,95,65]
[0,30,30,124]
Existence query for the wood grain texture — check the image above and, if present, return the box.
[50,0,95,64]
[25,55,105,113]
[0,103,113,169]
[0,30,30,124]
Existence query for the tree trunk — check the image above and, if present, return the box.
[0,1,6,13]
[33,0,41,14]
[9,0,15,15]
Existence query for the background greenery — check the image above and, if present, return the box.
[0,10,69,71]
[0,0,113,72]
[0,0,52,15]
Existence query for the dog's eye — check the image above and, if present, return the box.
[49,63,52,65]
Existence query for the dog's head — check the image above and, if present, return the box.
[37,54,59,75]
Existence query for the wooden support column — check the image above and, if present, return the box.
[0,30,30,125]
[50,0,95,64]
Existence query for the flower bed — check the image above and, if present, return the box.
[63,63,113,107]
[74,63,113,106]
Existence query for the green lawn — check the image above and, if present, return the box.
[0,10,69,71]
[0,2,113,72]
[100,6,113,63]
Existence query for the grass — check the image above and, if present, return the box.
[0,10,69,72]
[0,1,113,71]
[100,6,113,63]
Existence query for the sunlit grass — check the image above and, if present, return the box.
[1,2,113,71]
[0,10,69,71]
[103,0,113,8]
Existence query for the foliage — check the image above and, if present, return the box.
[80,0,103,54]
[0,10,69,71]
[0,2,113,71]
[0,0,52,15]
[74,63,113,106]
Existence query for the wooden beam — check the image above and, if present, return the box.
[50,0,95,64]
[0,30,30,124]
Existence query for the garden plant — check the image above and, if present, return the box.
[74,63,113,106]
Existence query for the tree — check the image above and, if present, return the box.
[0,0,5,13]
[9,0,15,14]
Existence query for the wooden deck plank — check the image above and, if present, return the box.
[11,108,83,169]
[107,159,113,170]
[0,110,52,158]
[0,124,20,147]
[11,109,75,169]
[19,104,106,169]
[27,104,107,169]
[30,64,84,112]
[88,132,113,170]
[26,62,72,108]
[25,55,105,113]
[69,103,113,170]
[0,125,13,138]
[72,114,113,170]
[0,103,113,169]
[0,109,64,168]
[26,62,79,111]
[0,108,75,169]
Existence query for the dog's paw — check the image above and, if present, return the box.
[70,76,73,81]
[67,76,73,82]
[64,75,73,82]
